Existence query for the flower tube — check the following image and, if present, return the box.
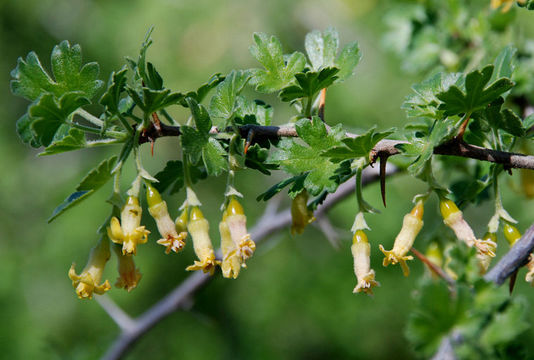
[108,195,150,255]
[224,197,255,264]
[290,190,316,235]
[68,236,111,299]
[352,230,379,295]
[146,183,186,254]
[113,244,142,292]
[379,201,424,276]
[219,219,242,279]
[186,207,218,275]
[477,232,497,274]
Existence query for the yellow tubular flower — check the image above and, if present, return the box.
[478,232,497,274]
[290,190,316,235]
[146,183,186,254]
[219,220,242,279]
[186,207,219,275]
[107,196,149,255]
[439,199,493,256]
[225,197,256,264]
[68,237,111,299]
[113,244,141,292]
[503,223,522,246]
[351,230,380,295]
[379,201,424,276]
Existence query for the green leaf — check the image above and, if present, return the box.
[234,97,273,126]
[100,66,128,113]
[483,98,526,137]
[403,72,463,119]
[437,65,514,116]
[249,33,306,93]
[48,156,117,222]
[279,67,339,102]
[202,138,227,176]
[336,41,361,82]
[126,86,184,115]
[322,127,394,162]
[256,175,306,201]
[398,118,457,177]
[209,70,251,128]
[39,128,87,156]
[16,113,39,147]
[305,27,339,71]
[181,73,225,106]
[244,143,278,175]
[269,116,344,195]
[29,92,90,147]
[480,299,530,349]
[10,40,103,101]
[492,46,516,82]
[154,160,184,194]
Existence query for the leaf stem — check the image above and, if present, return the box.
[76,109,104,127]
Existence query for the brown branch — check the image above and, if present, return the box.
[139,123,534,170]
[100,165,395,360]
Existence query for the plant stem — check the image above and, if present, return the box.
[76,109,104,127]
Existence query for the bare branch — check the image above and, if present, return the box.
[95,295,137,333]
[100,165,396,360]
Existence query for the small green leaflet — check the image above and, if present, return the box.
[100,67,128,114]
[244,143,278,175]
[181,98,227,176]
[48,156,117,222]
[397,118,457,177]
[279,67,339,102]
[234,97,273,126]
[437,65,514,117]
[402,71,463,119]
[209,70,251,128]
[10,40,103,101]
[29,92,90,147]
[249,33,306,93]
[256,175,306,201]
[181,73,225,106]
[268,116,344,195]
[322,127,394,162]
[126,86,185,115]
[153,160,207,194]
[491,46,516,82]
[39,128,87,156]
[483,97,525,137]
[305,27,361,82]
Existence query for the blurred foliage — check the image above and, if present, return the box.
[2,0,534,359]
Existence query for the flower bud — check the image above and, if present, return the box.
[503,223,521,246]
[290,190,316,235]
[219,220,242,279]
[68,237,111,299]
[113,244,141,292]
[146,183,186,254]
[351,230,379,295]
[379,201,424,276]
[525,254,534,285]
[107,196,150,255]
[186,207,219,275]
[425,242,443,279]
[224,198,255,264]
[477,232,497,274]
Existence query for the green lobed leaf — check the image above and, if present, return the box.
[10,40,103,101]
[29,92,90,147]
[181,73,225,106]
[322,127,394,162]
[256,175,306,201]
[16,113,40,147]
[249,33,306,93]
[209,70,251,128]
[202,138,228,176]
[480,299,530,349]
[126,86,185,115]
[335,41,361,82]
[154,160,184,194]
[279,67,339,102]
[244,143,278,175]
[268,116,344,195]
[48,156,117,222]
[483,98,526,137]
[39,128,87,156]
[492,46,516,82]
[100,66,128,114]
[305,27,339,71]
[234,97,273,126]
[437,65,514,117]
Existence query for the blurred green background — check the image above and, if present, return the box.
[2,0,534,359]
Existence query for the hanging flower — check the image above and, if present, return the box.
[186,207,219,275]
[107,195,150,255]
[223,197,256,265]
[113,244,142,292]
[290,190,316,235]
[68,236,111,299]
[525,254,534,285]
[379,201,424,276]
[146,183,186,254]
[219,219,242,279]
[352,230,379,295]
[439,198,493,256]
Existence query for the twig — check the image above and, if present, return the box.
[100,165,396,360]
[139,123,534,170]
[95,295,136,333]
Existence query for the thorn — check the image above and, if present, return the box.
[150,138,155,156]
[455,116,471,141]
[318,88,326,122]
[411,247,455,287]
[151,112,162,135]
[379,155,388,207]
[509,269,518,294]
[244,129,255,155]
